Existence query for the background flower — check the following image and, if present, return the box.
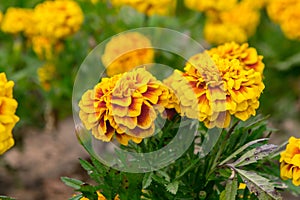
[101,32,154,77]
[280,136,300,186]
[0,72,19,155]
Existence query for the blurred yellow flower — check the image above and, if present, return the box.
[267,0,300,40]
[280,136,300,186]
[79,191,120,200]
[102,32,154,77]
[111,0,176,16]
[1,7,34,34]
[34,0,84,39]
[37,63,56,91]
[0,73,19,155]
[184,0,237,12]
[203,0,261,44]
[31,35,64,60]
[165,46,264,128]
[204,22,248,45]
[0,11,3,24]
[207,42,265,74]
[79,68,172,145]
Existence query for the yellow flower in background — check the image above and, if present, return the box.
[0,11,3,24]
[0,73,19,155]
[31,35,64,60]
[79,191,120,200]
[280,136,300,186]
[207,42,265,74]
[102,32,154,77]
[184,0,237,12]
[165,47,264,128]
[37,63,56,91]
[111,0,176,16]
[34,0,84,39]
[79,68,172,145]
[267,0,300,40]
[204,22,248,45]
[203,0,261,45]
[1,7,34,34]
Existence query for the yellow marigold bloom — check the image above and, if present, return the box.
[0,11,3,24]
[79,192,119,200]
[34,0,83,39]
[165,52,264,128]
[204,22,248,45]
[37,63,56,91]
[207,42,265,74]
[111,0,176,16]
[203,0,261,44]
[184,0,237,12]
[280,136,300,186]
[102,32,154,77]
[267,0,300,40]
[1,7,34,35]
[79,68,171,145]
[31,35,64,60]
[0,73,19,155]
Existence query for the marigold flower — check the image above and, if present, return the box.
[79,191,119,200]
[165,51,264,128]
[34,0,83,39]
[37,63,56,91]
[0,11,3,24]
[102,32,154,77]
[111,0,176,16]
[207,42,265,74]
[31,35,64,60]
[1,7,34,35]
[184,0,237,12]
[280,136,300,186]
[0,73,19,155]
[79,68,172,145]
[267,0,300,40]
[204,22,248,45]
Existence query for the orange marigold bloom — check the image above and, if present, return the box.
[280,136,300,186]
[0,73,19,155]
[79,68,171,145]
[165,50,264,128]
[111,0,176,16]
[1,7,34,35]
[37,63,56,91]
[184,0,237,12]
[34,0,84,39]
[102,32,154,77]
[207,42,265,74]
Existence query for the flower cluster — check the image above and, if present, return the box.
[79,68,173,145]
[80,191,120,200]
[267,0,300,40]
[165,42,264,128]
[37,63,57,91]
[184,0,237,12]
[102,32,154,77]
[0,0,83,60]
[280,136,300,186]
[111,0,176,16]
[0,73,19,155]
[203,0,261,44]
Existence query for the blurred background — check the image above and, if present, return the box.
[0,0,300,199]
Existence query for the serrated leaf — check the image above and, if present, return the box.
[233,144,278,167]
[219,138,269,166]
[79,158,94,172]
[235,169,282,200]
[68,194,83,200]
[0,196,16,200]
[220,178,238,200]
[61,177,84,190]
[166,181,179,195]
[156,170,171,182]
[142,172,153,189]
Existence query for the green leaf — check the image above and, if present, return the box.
[142,172,153,189]
[165,181,179,195]
[79,158,94,172]
[156,170,171,182]
[0,196,16,200]
[68,194,83,200]
[219,178,238,200]
[235,169,283,200]
[233,144,278,167]
[61,177,84,190]
[219,138,269,166]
